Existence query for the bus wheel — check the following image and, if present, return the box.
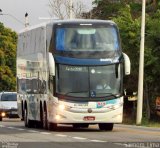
[98,123,114,131]
[43,109,48,130]
[24,108,28,127]
[0,116,2,121]
[24,108,33,128]
[21,102,24,121]
[48,122,57,131]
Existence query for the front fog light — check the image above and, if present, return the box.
[55,115,61,120]
[55,114,66,120]
[58,104,65,111]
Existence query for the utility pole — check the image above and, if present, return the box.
[0,9,24,26]
[0,9,29,28]
[69,0,73,19]
[136,0,146,125]
[25,13,29,28]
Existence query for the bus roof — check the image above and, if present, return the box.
[18,22,47,34]
[49,19,116,26]
[18,19,116,34]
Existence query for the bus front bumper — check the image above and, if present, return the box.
[48,106,123,124]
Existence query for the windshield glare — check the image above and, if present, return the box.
[56,64,122,98]
[56,26,119,51]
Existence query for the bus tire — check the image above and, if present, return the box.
[0,116,2,121]
[24,108,28,127]
[98,123,114,131]
[43,108,48,130]
[24,107,33,128]
[21,101,24,121]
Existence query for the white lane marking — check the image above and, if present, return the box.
[0,125,25,131]
[72,137,87,140]
[40,132,51,135]
[16,128,25,131]
[55,134,68,137]
[7,127,17,129]
[90,139,107,142]
[28,130,39,133]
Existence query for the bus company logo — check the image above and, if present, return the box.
[97,101,107,108]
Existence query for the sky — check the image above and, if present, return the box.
[0,0,94,32]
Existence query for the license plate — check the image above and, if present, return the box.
[83,116,95,121]
[74,103,88,108]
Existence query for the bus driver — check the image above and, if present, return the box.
[96,79,111,90]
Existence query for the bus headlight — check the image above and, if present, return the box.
[55,115,61,120]
[1,112,6,117]
[58,104,65,111]
[58,104,71,111]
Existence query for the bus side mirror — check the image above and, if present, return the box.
[123,52,131,75]
[48,52,55,76]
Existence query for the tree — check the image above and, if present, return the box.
[0,23,17,91]
[48,0,86,19]
[143,10,160,119]
[87,0,160,121]
[89,0,126,19]
[112,5,141,94]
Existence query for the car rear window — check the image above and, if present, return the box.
[1,93,17,101]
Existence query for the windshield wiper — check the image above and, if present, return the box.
[95,93,120,98]
[65,91,89,95]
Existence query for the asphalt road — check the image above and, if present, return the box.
[0,118,160,148]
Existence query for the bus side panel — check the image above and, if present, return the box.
[17,33,26,120]
[17,25,48,122]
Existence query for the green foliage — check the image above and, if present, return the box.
[91,0,126,19]
[144,10,160,94]
[0,23,17,91]
[112,5,141,91]
[92,0,102,5]
[89,0,160,121]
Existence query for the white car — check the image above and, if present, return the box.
[0,92,18,121]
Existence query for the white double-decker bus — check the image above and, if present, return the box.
[17,19,130,131]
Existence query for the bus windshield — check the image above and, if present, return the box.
[56,64,122,99]
[55,26,119,52]
[1,93,17,101]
